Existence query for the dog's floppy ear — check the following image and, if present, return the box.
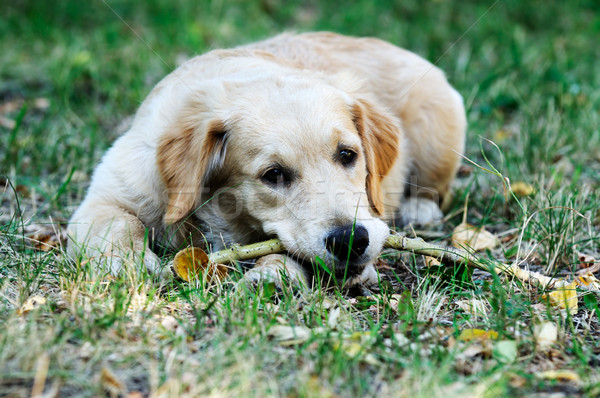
[157,110,227,225]
[351,99,400,216]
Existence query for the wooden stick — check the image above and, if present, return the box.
[208,238,285,265]
[174,232,577,289]
[384,233,569,289]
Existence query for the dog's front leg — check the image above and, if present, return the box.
[67,202,166,277]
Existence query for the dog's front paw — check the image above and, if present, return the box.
[238,254,308,293]
[398,197,443,226]
[342,263,380,293]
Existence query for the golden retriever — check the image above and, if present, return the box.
[67,32,466,288]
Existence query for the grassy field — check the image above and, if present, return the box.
[1,0,600,396]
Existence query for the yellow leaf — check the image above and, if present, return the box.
[17,295,46,316]
[541,281,578,312]
[341,342,362,357]
[458,328,499,342]
[510,181,535,197]
[538,369,580,383]
[534,321,557,351]
[172,247,228,283]
[452,222,499,251]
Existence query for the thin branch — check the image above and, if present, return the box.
[173,232,590,290]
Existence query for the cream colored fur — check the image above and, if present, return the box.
[67,32,466,288]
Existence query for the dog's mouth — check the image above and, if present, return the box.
[271,224,376,281]
[287,249,369,280]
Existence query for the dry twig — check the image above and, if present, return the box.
[173,232,594,290]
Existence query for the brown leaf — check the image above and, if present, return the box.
[15,184,30,196]
[424,255,441,267]
[26,225,67,252]
[457,164,473,177]
[100,367,127,396]
[30,233,63,251]
[172,247,228,283]
[576,252,598,274]
[452,222,499,251]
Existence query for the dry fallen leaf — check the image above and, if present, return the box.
[510,181,535,197]
[268,325,311,345]
[538,369,581,384]
[0,115,16,129]
[100,367,127,397]
[576,252,599,275]
[493,340,517,363]
[29,231,66,252]
[333,332,379,365]
[534,321,557,351]
[172,247,228,283]
[574,273,600,290]
[452,222,499,251]
[541,281,578,312]
[424,255,441,267]
[17,295,47,316]
[458,328,499,342]
[0,98,25,114]
[25,224,67,252]
[456,343,490,360]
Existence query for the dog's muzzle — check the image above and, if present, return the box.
[324,224,370,267]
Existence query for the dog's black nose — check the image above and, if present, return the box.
[324,224,369,262]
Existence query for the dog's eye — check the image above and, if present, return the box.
[261,168,290,186]
[338,149,357,166]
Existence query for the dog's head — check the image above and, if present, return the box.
[157,66,402,277]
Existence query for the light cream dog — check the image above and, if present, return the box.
[67,32,466,288]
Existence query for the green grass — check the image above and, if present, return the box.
[1,0,600,396]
